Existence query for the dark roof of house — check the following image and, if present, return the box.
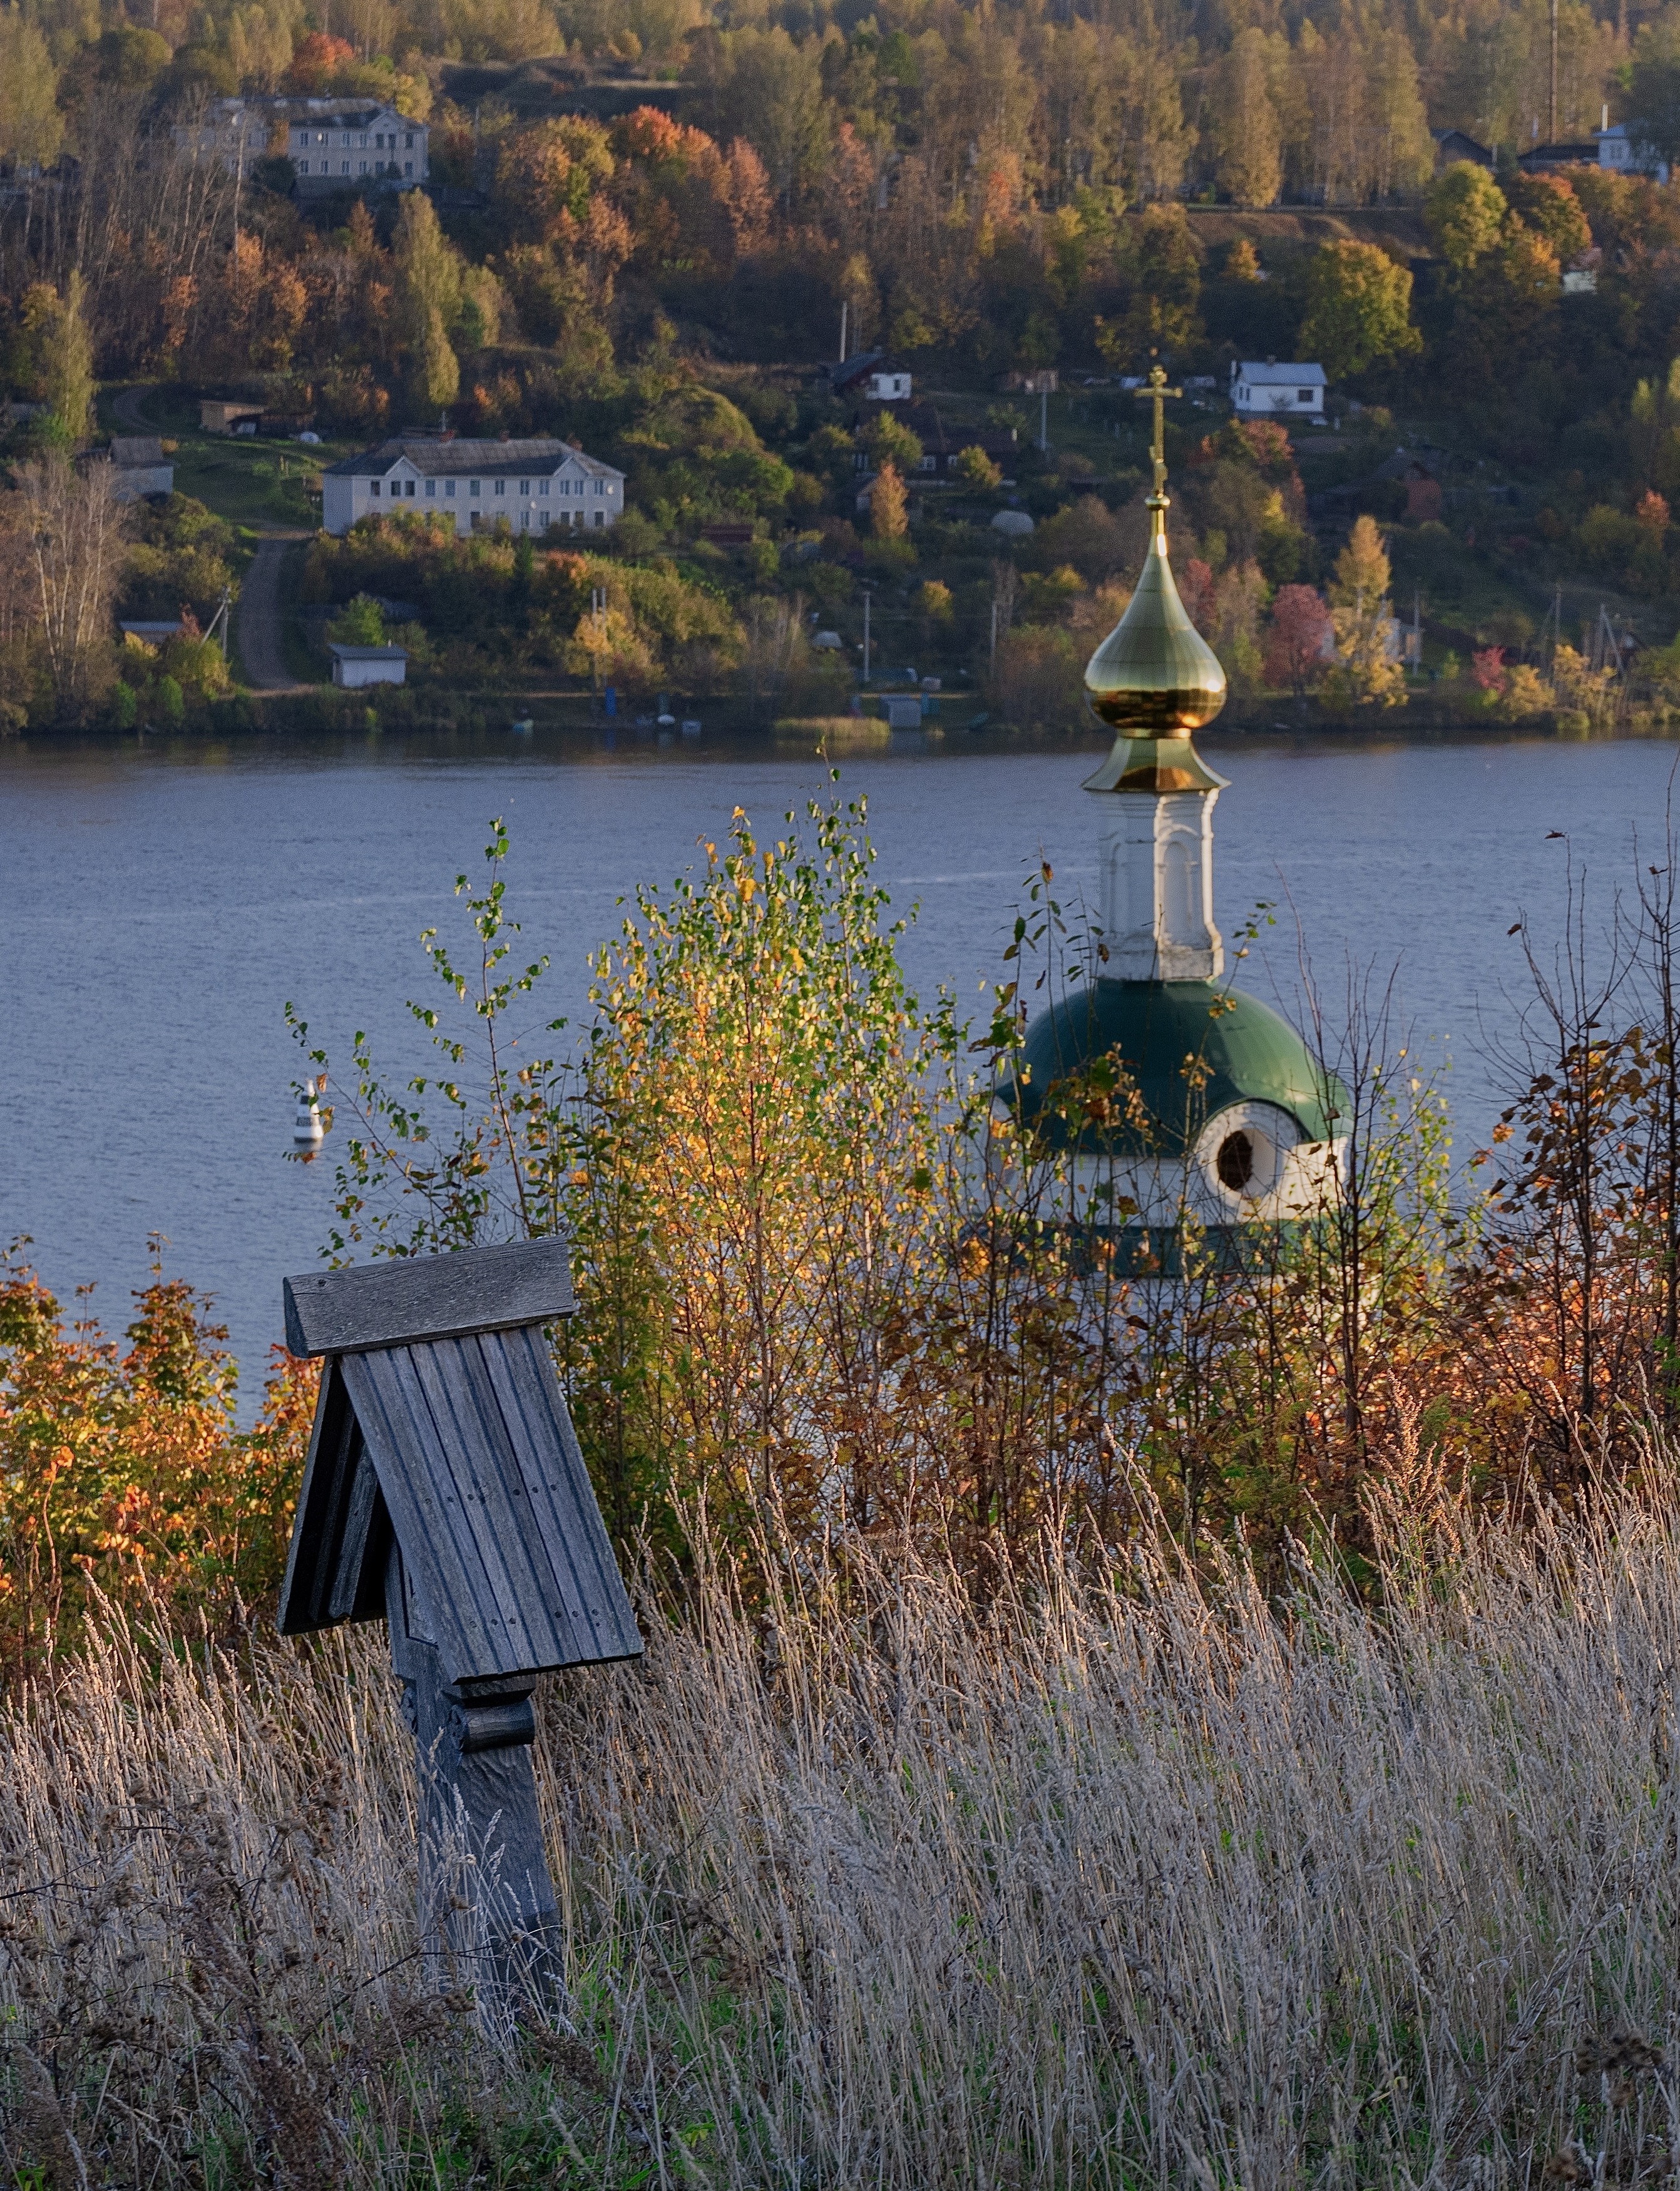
[242,95,421,126]
[831,349,884,391]
[110,436,166,466]
[832,351,914,392]
[1518,140,1599,170]
[1433,127,1493,165]
[324,435,623,481]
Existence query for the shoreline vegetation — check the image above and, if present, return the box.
[9,791,1680,2178]
[11,688,1680,745]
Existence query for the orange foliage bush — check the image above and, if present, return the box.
[0,1249,317,1674]
[285,30,356,92]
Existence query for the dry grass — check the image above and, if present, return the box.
[5,1496,1680,2187]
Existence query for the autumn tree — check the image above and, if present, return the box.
[194,235,308,381]
[496,116,617,249]
[954,444,1003,490]
[871,459,908,540]
[1323,513,1405,709]
[1629,14,1680,168]
[1263,583,1333,694]
[1214,28,1282,206]
[1119,203,1201,360]
[0,11,63,170]
[21,275,96,447]
[1424,162,1508,274]
[392,189,463,416]
[1505,172,1592,266]
[1456,223,1562,376]
[1299,239,1420,378]
[285,31,357,92]
[4,454,131,722]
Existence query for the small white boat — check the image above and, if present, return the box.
[680,717,702,737]
[293,1076,326,1145]
[511,717,534,734]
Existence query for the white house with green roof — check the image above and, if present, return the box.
[321,436,625,538]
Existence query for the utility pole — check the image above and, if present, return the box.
[232,111,246,283]
[839,300,848,364]
[1039,383,1050,454]
[205,585,232,657]
[1550,0,1559,144]
[862,588,872,682]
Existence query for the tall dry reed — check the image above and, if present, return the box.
[4,1494,1680,2187]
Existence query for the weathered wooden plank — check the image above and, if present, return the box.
[283,1238,576,1358]
[337,1333,640,1681]
[339,1345,487,1679]
[406,1336,546,1668]
[478,1325,643,1662]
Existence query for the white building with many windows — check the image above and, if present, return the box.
[174,97,428,190]
[282,100,427,190]
[321,435,626,536]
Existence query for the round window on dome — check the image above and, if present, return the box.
[1196,1100,1305,1210]
[1215,1130,1254,1192]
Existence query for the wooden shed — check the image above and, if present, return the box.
[200,399,265,434]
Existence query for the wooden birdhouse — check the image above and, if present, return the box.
[277,1237,641,2020]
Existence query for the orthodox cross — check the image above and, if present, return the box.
[1135,359,1181,495]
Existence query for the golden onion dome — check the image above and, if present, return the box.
[1083,362,1226,752]
[1083,488,1227,740]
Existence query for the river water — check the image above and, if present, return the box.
[3,724,1674,1410]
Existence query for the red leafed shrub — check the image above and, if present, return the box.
[1472,644,1507,693]
[1263,583,1333,694]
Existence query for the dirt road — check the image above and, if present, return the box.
[113,385,157,432]
[237,526,313,693]
[110,386,319,693]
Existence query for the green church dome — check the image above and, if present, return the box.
[1007,979,1345,1161]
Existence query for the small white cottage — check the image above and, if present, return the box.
[330,643,408,688]
[322,434,625,538]
[1230,361,1327,418]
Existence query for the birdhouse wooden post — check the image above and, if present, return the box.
[275,1239,641,2023]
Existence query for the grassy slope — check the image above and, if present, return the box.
[5,1503,1678,2186]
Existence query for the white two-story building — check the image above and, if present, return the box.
[321,435,626,536]
[175,96,428,192]
[282,100,428,190]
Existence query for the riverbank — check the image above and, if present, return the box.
[8,682,1680,750]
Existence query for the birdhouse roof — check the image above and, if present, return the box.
[277,1239,642,1683]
